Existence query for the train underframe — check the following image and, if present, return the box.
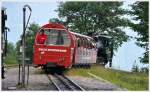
[36,62,93,73]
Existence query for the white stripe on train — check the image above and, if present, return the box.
[39,48,67,52]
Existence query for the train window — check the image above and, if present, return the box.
[39,29,45,35]
[80,38,83,47]
[78,38,81,47]
[61,31,71,46]
[88,38,92,49]
[86,38,90,49]
[36,29,47,44]
[81,37,84,47]
[76,36,79,47]
[83,38,87,48]
[84,38,87,48]
[88,38,95,49]
[86,39,90,48]
[44,30,50,35]
[46,29,70,46]
[77,36,82,47]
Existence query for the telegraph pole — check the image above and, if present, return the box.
[2,7,7,79]
[21,5,32,86]
[22,6,26,86]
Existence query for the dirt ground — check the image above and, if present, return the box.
[2,66,125,91]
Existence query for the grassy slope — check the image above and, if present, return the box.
[65,65,148,90]
[4,54,18,65]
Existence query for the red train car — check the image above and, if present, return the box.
[33,23,97,69]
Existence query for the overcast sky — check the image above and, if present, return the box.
[2,0,147,71]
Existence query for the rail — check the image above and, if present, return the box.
[47,73,85,91]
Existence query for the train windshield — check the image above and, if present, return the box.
[44,29,71,46]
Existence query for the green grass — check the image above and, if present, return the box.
[4,54,18,65]
[65,65,149,90]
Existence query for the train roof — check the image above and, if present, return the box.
[70,31,93,40]
[41,23,67,30]
[40,23,93,40]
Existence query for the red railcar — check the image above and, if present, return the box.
[33,23,97,69]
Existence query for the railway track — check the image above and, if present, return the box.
[47,73,85,91]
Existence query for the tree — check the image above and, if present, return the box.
[129,2,149,63]
[57,2,130,50]
[132,64,139,72]
[26,23,40,61]
[4,42,17,65]
[7,42,15,55]
[140,67,149,73]
[16,23,40,63]
[49,18,63,23]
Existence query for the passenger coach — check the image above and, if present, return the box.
[33,23,97,69]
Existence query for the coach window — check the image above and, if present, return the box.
[90,40,93,49]
[85,39,88,48]
[87,39,90,49]
[78,37,81,47]
[81,38,84,48]
[77,39,80,47]
[92,39,96,49]
[83,38,86,48]
[76,36,79,47]
[85,38,87,48]
[80,38,83,47]
[86,39,89,49]
[87,39,91,49]
[80,38,82,47]
[44,30,49,36]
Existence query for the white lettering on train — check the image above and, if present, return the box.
[39,48,67,52]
